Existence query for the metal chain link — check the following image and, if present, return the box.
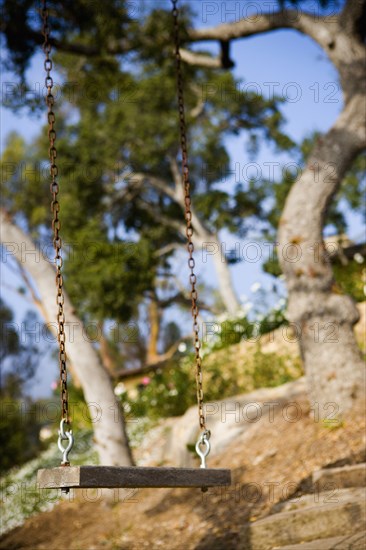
[171,0,209,436]
[41,0,70,428]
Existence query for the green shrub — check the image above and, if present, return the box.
[0,397,42,474]
[119,343,303,421]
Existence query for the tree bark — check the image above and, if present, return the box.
[278,94,366,416]
[146,293,162,364]
[198,233,241,316]
[99,322,118,376]
[0,209,133,465]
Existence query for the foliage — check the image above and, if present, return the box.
[0,396,41,474]
[119,341,302,421]
[117,296,303,421]
[120,364,191,420]
[332,260,366,303]
[62,222,156,323]
[0,298,19,364]
[0,0,297,337]
[49,382,93,431]
[0,0,342,85]
[0,300,44,473]
[0,299,40,391]
[206,307,287,352]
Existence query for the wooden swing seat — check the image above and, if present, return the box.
[37,465,231,489]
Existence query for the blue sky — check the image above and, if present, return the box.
[1,1,363,397]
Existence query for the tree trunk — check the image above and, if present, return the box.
[0,209,133,465]
[146,293,161,364]
[188,0,366,415]
[208,235,241,316]
[99,323,118,376]
[278,94,366,417]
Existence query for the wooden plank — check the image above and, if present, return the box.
[37,466,231,489]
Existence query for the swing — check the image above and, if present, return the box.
[37,0,231,493]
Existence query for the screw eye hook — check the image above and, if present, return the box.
[58,418,74,465]
[195,430,211,469]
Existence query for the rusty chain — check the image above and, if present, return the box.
[40,0,205,446]
[171,0,209,436]
[41,1,70,430]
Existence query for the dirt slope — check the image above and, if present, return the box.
[1,392,365,550]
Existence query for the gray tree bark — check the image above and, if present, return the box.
[0,208,133,465]
[278,94,365,416]
[195,231,240,316]
[189,0,366,415]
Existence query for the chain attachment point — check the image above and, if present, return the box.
[195,430,211,469]
[58,418,74,466]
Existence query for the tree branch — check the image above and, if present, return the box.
[114,339,183,380]
[180,48,222,68]
[127,172,179,202]
[154,243,182,258]
[168,156,183,199]
[339,0,366,40]
[188,9,336,53]
[135,197,186,235]
[26,28,130,57]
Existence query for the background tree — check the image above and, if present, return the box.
[1,210,136,465]
[1,3,293,371]
[1,0,365,423]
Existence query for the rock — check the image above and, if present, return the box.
[274,530,366,549]
[167,378,308,467]
[312,463,366,490]
[272,487,365,513]
[249,488,366,549]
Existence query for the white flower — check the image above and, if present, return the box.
[250,282,261,293]
[114,382,126,396]
[128,388,138,400]
[274,298,286,310]
[242,302,253,315]
[217,313,229,322]
[354,253,364,264]
[39,426,53,441]
[178,342,187,352]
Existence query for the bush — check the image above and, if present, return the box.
[119,342,303,421]
[0,397,41,474]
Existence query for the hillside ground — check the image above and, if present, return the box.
[1,392,365,550]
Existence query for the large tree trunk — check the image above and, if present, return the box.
[278,95,365,416]
[188,0,366,416]
[0,209,133,465]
